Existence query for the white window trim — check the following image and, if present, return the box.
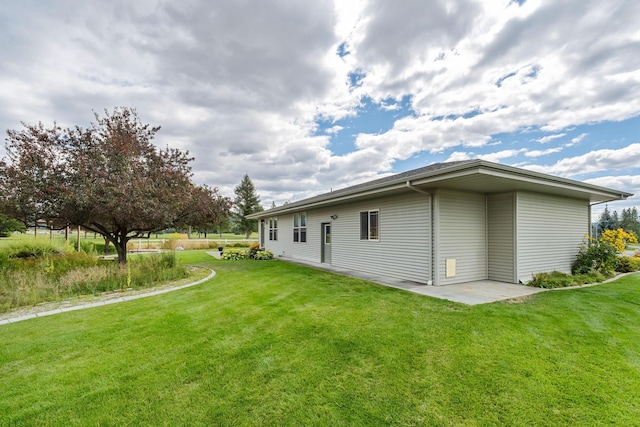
[293,212,307,243]
[360,209,379,241]
[269,217,278,241]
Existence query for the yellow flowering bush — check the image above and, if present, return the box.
[599,228,638,253]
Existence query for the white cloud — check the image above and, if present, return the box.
[524,147,563,157]
[569,133,588,145]
[537,133,566,144]
[0,0,639,208]
[446,151,473,162]
[521,143,640,177]
[325,125,344,134]
[477,149,527,163]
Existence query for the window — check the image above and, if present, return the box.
[293,212,307,243]
[360,210,379,240]
[269,217,278,241]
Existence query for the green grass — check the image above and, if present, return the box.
[1,251,640,426]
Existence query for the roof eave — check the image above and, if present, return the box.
[248,160,632,219]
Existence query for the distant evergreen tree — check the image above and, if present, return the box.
[597,205,616,236]
[620,207,640,237]
[233,174,263,239]
[612,210,620,229]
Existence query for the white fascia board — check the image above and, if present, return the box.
[248,160,631,219]
[477,167,631,200]
[247,182,409,219]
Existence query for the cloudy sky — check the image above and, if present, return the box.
[1,0,639,217]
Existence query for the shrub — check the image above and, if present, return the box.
[572,238,618,275]
[253,250,273,260]
[529,271,574,288]
[221,250,248,260]
[615,256,640,273]
[600,228,638,252]
[5,242,64,259]
[69,239,98,255]
[528,270,606,289]
[248,243,261,259]
[228,242,252,248]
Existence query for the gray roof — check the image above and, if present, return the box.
[248,159,632,219]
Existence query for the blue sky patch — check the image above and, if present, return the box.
[315,95,415,156]
[348,69,366,89]
[337,41,350,58]
[392,116,640,175]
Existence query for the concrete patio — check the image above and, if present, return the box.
[281,257,547,305]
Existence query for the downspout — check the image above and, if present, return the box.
[406,181,435,285]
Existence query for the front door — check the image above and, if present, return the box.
[321,223,331,264]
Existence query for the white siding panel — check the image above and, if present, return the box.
[438,190,487,285]
[262,216,293,259]
[487,193,515,283]
[516,192,588,283]
[262,209,333,264]
[331,193,432,284]
[291,208,334,263]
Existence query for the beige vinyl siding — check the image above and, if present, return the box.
[438,190,487,285]
[290,208,334,263]
[262,215,292,259]
[331,192,432,284]
[487,193,516,283]
[516,192,588,283]
[263,209,333,263]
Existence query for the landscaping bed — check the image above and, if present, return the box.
[0,242,190,312]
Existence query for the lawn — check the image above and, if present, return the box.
[1,251,639,426]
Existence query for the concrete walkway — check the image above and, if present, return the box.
[281,257,547,305]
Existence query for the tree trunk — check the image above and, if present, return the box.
[245,229,251,239]
[104,237,110,255]
[115,240,128,264]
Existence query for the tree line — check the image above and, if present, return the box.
[0,107,263,264]
[595,205,640,238]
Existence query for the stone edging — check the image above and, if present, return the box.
[0,268,216,326]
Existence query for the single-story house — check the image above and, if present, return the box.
[248,160,632,285]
